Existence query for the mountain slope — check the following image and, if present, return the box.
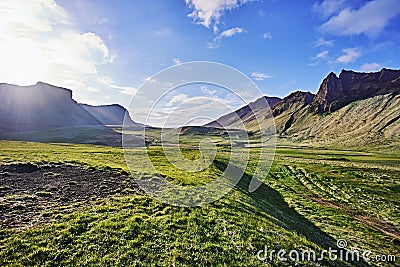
[0,82,102,133]
[205,96,281,129]
[80,104,139,126]
[207,69,400,148]
[280,93,400,147]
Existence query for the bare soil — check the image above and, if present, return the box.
[0,163,138,229]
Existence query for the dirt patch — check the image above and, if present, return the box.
[0,163,139,229]
[308,195,400,240]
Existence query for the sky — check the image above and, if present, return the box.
[1,0,400,126]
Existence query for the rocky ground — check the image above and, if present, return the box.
[0,163,138,229]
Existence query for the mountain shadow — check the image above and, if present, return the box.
[213,160,368,266]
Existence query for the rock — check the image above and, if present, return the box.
[310,68,400,113]
[273,91,315,117]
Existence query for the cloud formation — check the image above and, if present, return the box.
[251,72,273,81]
[313,0,345,18]
[360,63,382,72]
[316,50,329,59]
[320,0,400,37]
[207,27,245,48]
[314,37,334,47]
[0,1,112,86]
[185,0,249,31]
[262,32,272,39]
[0,0,134,104]
[336,48,361,63]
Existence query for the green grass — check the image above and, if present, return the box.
[0,140,399,266]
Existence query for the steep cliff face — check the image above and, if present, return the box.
[309,69,400,113]
[0,82,102,132]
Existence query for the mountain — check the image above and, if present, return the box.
[270,91,315,134]
[309,68,400,113]
[80,104,140,126]
[205,68,400,148]
[0,82,143,146]
[0,82,102,133]
[205,96,281,129]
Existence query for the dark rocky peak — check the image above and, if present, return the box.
[310,68,400,113]
[283,91,315,103]
[234,96,282,119]
[273,91,315,116]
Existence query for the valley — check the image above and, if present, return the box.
[0,140,399,266]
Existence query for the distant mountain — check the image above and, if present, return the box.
[205,96,281,129]
[205,68,400,147]
[0,82,143,146]
[0,82,102,133]
[80,104,140,126]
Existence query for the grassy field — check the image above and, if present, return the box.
[0,140,399,266]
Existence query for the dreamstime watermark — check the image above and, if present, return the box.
[122,61,276,207]
[256,239,397,263]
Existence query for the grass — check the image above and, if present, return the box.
[0,140,399,266]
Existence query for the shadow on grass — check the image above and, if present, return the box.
[213,160,369,267]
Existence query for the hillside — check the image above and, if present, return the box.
[206,69,400,148]
[0,82,102,133]
[205,96,281,129]
[0,82,143,146]
[80,104,140,126]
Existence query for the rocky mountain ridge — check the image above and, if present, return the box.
[309,68,400,113]
[206,68,400,147]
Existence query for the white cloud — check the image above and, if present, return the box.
[262,32,272,39]
[336,48,361,63]
[316,50,329,59]
[251,72,273,81]
[185,0,250,31]
[321,0,400,37]
[220,27,244,37]
[207,27,245,48]
[149,95,242,127]
[97,76,137,95]
[313,0,345,18]
[314,37,334,47]
[87,86,100,92]
[172,58,182,65]
[200,85,217,97]
[360,63,382,72]
[0,0,135,105]
[165,93,191,107]
[0,0,114,87]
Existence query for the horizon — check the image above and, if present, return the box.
[3,65,398,103]
[2,66,399,127]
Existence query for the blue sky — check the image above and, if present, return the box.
[1,0,399,125]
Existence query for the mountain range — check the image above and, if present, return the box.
[0,68,399,148]
[0,82,139,146]
[208,68,400,148]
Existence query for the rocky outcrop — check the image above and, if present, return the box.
[273,91,315,117]
[310,68,400,113]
